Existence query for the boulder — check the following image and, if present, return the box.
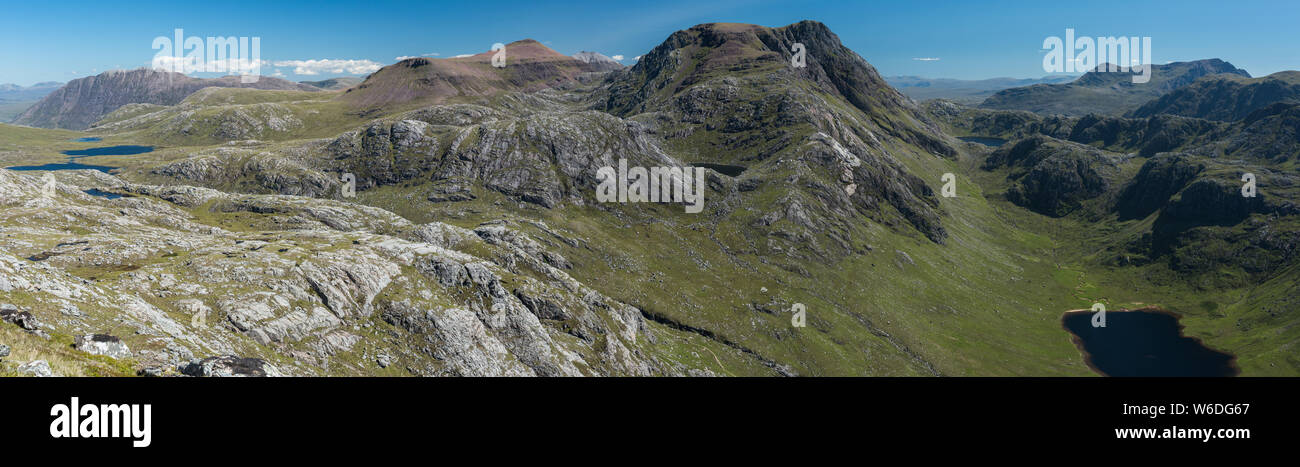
[0,306,41,331]
[74,334,133,360]
[179,355,282,377]
[18,360,53,377]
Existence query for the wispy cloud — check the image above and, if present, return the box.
[912,57,941,61]
[611,54,625,61]
[270,59,382,75]
[151,56,263,74]
[396,52,440,61]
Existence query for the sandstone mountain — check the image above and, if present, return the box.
[14,69,320,130]
[338,39,615,111]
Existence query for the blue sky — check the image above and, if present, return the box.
[0,0,1296,86]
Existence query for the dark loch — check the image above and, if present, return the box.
[7,162,116,173]
[62,145,154,157]
[1062,308,1238,377]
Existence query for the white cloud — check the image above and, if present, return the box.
[270,59,383,76]
[912,57,941,61]
[272,69,286,78]
[151,55,263,74]
[451,54,475,58]
[633,55,642,61]
[395,56,417,61]
[611,55,625,61]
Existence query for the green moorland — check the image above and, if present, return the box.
[1,24,1294,376]
[2,104,1294,376]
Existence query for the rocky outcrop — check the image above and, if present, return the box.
[325,119,440,189]
[1155,178,1268,237]
[17,360,53,377]
[74,334,133,360]
[328,110,684,209]
[983,135,1120,217]
[179,356,281,377]
[0,168,677,376]
[1116,154,1206,220]
[1,305,42,332]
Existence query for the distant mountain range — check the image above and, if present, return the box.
[1130,71,1300,121]
[0,81,62,122]
[11,47,625,129]
[571,51,624,71]
[885,75,1077,104]
[0,81,62,100]
[13,69,320,129]
[979,59,1250,116]
[299,77,364,91]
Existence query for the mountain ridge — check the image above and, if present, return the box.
[1130,71,1300,121]
[979,59,1250,116]
[14,68,320,130]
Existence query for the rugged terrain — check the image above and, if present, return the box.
[980,59,1250,116]
[1,20,1297,377]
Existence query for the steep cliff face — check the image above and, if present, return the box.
[14,69,319,130]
